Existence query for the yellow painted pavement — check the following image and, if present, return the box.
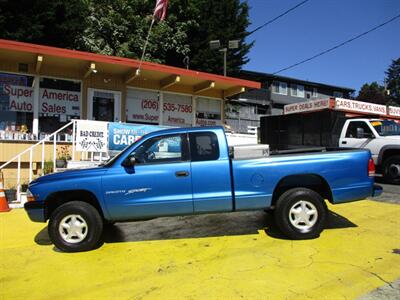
[1,200,399,300]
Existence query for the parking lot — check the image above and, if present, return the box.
[1,186,400,299]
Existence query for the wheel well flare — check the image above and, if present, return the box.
[272,174,333,206]
[45,190,103,220]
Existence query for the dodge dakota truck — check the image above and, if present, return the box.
[25,126,382,252]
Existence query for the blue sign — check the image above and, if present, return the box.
[108,123,166,151]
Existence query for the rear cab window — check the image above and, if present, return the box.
[189,132,220,161]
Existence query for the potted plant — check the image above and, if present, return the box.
[43,160,54,175]
[56,145,71,168]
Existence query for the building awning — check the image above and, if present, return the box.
[0,39,260,98]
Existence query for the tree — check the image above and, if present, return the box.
[0,0,89,49]
[385,58,400,105]
[80,0,253,74]
[0,0,253,74]
[179,0,253,75]
[80,0,192,63]
[357,82,390,105]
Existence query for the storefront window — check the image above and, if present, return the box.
[163,93,193,127]
[126,88,160,125]
[196,97,222,126]
[0,73,34,140]
[39,77,81,135]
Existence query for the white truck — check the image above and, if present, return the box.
[339,119,400,184]
[260,101,400,184]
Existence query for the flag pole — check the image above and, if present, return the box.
[136,18,155,76]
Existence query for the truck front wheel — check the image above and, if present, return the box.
[383,156,400,185]
[274,188,327,239]
[48,201,104,252]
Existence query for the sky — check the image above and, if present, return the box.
[244,0,400,93]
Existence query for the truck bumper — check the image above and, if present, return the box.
[24,201,46,223]
[372,185,383,197]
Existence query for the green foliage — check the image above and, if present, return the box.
[43,161,54,175]
[179,0,253,75]
[358,58,400,106]
[0,0,89,49]
[385,58,400,105]
[0,0,253,74]
[357,82,390,105]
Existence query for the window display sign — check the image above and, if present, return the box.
[163,93,193,127]
[108,122,166,151]
[2,84,34,112]
[126,89,160,124]
[196,97,222,126]
[76,120,108,152]
[40,88,80,116]
[1,84,81,115]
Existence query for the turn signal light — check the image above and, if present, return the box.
[26,189,36,202]
[368,158,375,177]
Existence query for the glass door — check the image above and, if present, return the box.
[88,89,121,122]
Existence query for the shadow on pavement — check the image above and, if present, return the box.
[265,210,358,239]
[34,210,357,247]
[103,211,271,244]
[34,226,52,245]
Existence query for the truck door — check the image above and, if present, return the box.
[102,133,193,220]
[189,131,233,213]
[339,120,380,162]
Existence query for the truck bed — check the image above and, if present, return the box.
[231,148,374,210]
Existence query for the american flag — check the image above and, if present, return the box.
[153,0,169,21]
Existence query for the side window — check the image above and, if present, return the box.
[190,132,220,161]
[345,122,373,138]
[130,134,186,164]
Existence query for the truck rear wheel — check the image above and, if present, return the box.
[383,156,400,185]
[48,201,103,252]
[274,188,327,239]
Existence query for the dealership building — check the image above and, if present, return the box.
[0,39,260,137]
[0,39,260,193]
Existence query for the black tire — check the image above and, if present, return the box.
[383,155,400,185]
[48,201,104,252]
[274,188,327,239]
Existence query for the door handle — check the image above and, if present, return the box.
[342,141,347,144]
[175,171,189,177]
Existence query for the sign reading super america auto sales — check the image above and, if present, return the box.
[2,84,80,115]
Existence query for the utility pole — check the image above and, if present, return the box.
[219,48,227,76]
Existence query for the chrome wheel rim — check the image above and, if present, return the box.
[289,200,318,231]
[59,214,88,243]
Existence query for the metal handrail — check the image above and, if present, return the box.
[0,120,76,202]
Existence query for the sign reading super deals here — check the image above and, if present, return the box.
[76,120,108,152]
[108,123,166,151]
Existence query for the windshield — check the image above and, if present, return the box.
[102,138,143,167]
[370,120,400,136]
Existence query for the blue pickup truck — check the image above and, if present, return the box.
[25,126,382,252]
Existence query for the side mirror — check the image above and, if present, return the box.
[122,156,136,168]
[356,128,364,138]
